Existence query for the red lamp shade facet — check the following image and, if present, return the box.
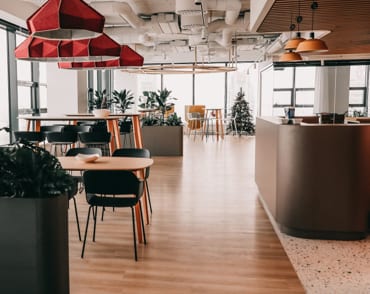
[27,0,105,40]
[15,34,121,62]
[57,45,144,69]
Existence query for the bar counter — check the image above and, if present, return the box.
[255,117,370,240]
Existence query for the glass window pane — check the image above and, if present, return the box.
[296,90,314,105]
[273,91,291,105]
[16,34,32,81]
[195,65,225,109]
[163,73,192,121]
[349,89,365,105]
[40,85,47,109]
[350,65,366,87]
[295,107,314,116]
[272,107,285,116]
[273,67,293,88]
[39,62,47,83]
[296,67,316,88]
[17,86,32,114]
[0,28,9,144]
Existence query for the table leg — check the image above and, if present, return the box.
[112,119,121,150]
[132,116,143,148]
[106,120,115,154]
[35,121,41,132]
[131,115,149,242]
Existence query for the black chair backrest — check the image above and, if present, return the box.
[13,131,45,143]
[78,132,111,144]
[40,125,64,134]
[62,125,91,134]
[112,148,151,178]
[112,148,150,158]
[83,170,143,199]
[90,122,107,133]
[66,147,102,157]
[46,131,78,144]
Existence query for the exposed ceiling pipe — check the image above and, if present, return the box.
[206,0,242,25]
[211,13,250,48]
[90,1,145,28]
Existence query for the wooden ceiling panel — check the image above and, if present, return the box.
[258,0,370,56]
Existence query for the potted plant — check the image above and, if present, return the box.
[139,90,183,156]
[89,89,111,117]
[0,129,74,294]
[112,89,135,133]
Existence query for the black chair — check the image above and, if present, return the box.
[82,170,145,261]
[13,131,45,147]
[113,148,153,214]
[119,119,133,148]
[40,125,64,134]
[65,147,103,241]
[62,125,91,134]
[46,131,78,155]
[78,131,111,156]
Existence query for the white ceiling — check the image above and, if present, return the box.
[0,0,281,64]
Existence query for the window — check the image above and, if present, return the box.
[0,26,9,145]
[272,66,316,116]
[163,72,192,121]
[194,64,225,108]
[349,65,369,116]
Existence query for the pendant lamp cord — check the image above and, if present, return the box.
[311,1,318,31]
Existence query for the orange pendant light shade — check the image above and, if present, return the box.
[296,32,328,53]
[27,0,105,40]
[279,50,302,62]
[284,32,305,50]
[58,45,144,69]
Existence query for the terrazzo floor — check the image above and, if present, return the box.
[276,230,370,293]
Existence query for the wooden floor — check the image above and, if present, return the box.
[69,135,304,294]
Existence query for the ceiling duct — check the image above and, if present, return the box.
[181,14,205,30]
[90,1,145,28]
[176,0,208,16]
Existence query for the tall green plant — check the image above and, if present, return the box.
[112,89,135,113]
[89,89,111,109]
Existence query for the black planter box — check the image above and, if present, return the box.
[0,194,69,294]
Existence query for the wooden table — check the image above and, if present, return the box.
[202,108,224,141]
[58,156,153,243]
[18,113,144,154]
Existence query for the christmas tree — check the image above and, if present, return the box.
[227,88,255,135]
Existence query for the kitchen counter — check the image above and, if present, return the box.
[255,117,370,240]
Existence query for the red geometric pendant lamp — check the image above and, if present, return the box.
[58,45,144,69]
[27,0,105,40]
[15,33,121,62]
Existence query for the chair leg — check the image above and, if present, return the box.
[81,205,92,258]
[93,206,98,242]
[139,201,146,245]
[145,180,153,214]
[72,196,81,241]
[130,206,138,261]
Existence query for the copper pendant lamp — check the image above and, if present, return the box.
[27,0,105,40]
[58,45,144,69]
[296,1,328,53]
[279,50,303,62]
[15,33,121,62]
[284,0,305,50]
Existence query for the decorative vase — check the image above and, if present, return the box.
[92,109,110,118]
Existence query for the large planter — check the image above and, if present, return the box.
[142,125,183,156]
[0,194,69,294]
